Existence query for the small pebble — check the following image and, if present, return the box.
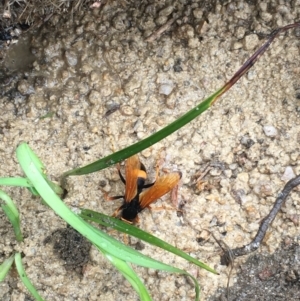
[159,83,174,95]
[155,15,168,26]
[65,50,78,66]
[176,24,195,39]
[188,37,200,49]
[243,34,259,51]
[263,125,277,137]
[193,8,203,19]
[133,119,143,132]
[260,12,273,22]
[88,90,101,105]
[232,42,243,50]
[247,70,256,80]
[158,6,174,17]
[235,26,246,39]
[17,80,30,95]
[281,166,295,181]
[120,105,134,116]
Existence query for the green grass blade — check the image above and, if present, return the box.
[12,144,63,196]
[0,190,23,241]
[63,88,221,177]
[80,209,217,274]
[0,177,32,187]
[44,178,64,196]
[0,254,14,281]
[101,249,200,301]
[0,177,40,196]
[63,22,300,177]
[101,250,152,301]
[86,217,201,300]
[14,253,45,301]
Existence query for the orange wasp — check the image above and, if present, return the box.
[104,155,182,223]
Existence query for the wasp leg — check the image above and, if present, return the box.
[106,195,124,200]
[142,161,159,189]
[120,217,133,224]
[112,206,123,217]
[133,215,140,224]
[117,163,126,185]
[100,187,124,201]
[170,184,179,208]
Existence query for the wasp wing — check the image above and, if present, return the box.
[139,172,181,208]
[124,155,143,202]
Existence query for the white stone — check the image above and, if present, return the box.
[263,125,277,137]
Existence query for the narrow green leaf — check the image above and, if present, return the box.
[0,177,40,196]
[14,253,45,301]
[0,190,23,241]
[101,249,200,301]
[80,209,217,274]
[62,89,220,177]
[63,22,300,177]
[101,250,152,301]
[0,177,32,187]
[0,254,14,281]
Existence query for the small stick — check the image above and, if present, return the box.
[145,17,177,43]
[221,175,300,264]
[104,104,120,117]
[193,163,211,184]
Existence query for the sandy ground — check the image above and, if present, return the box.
[1,0,300,300]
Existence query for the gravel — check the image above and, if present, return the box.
[0,1,300,300]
